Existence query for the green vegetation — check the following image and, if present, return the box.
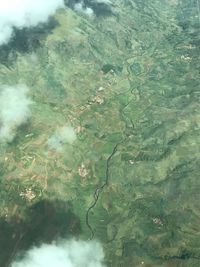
[0,0,200,266]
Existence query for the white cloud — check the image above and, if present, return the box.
[0,0,64,45]
[74,2,94,17]
[0,85,32,143]
[48,125,76,151]
[11,239,106,267]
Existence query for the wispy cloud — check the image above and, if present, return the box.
[0,0,64,45]
[12,239,106,267]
